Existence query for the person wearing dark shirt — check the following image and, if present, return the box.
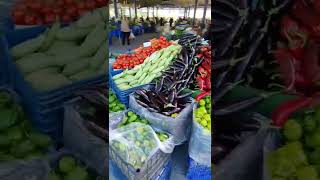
[169,18,173,27]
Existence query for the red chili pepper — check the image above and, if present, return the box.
[272,97,313,127]
[302,41,320,85]
[197,76,207,90]
[195,91,211,102]
[291,0,320,38]
[274,48,297,89]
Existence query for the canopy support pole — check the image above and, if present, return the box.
[153,6,155,18]
[202,0,209,28]
[114,0,118,18]
[129,6,132,19]
[134,0,137,18]
[192,0,198,27]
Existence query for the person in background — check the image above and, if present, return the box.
[146,17,150,22]
[160,17,164,26]
[169,17,173,27]
[121,16,131,45]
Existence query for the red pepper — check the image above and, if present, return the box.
[195,91,211,102]
[272,97,312,127]
[197,76,207,90]
[302,41,320,85]
[274,48,297,89]
[291,0,320,38]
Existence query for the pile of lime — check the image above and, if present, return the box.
[111,125,159,169]
[194,96,211,131]
[118,111,169,142]
[0,90,52,162]
[48,156,99,180]
[267,106,320,180]
[109,91,126,112]
[118,111,149,128]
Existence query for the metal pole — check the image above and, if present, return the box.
[134,0,137,18]
[157,7,159,17]
[153,6,155,18]
[114,0,118,18]
[192,0,198,27]
[202,0,209,27]
[129,6,132,19]
[147,7,149,18]
[188,6,190,17]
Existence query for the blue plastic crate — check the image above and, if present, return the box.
[2,26,106,143]
[186,157,211,180]
[109,69,149,107]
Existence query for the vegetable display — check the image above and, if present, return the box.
[267,107,320,180]
[110,123,168,170]
[109,91,125,112]
[112,44,182,90]
[194,95,211,131]
[0,90,52,162]
[196,46,211,93]
[48,155,98,180]
[112,36,172,70]
[9,8,107,92]
[12,0,108,25]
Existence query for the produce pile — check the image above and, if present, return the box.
[112,44,182,90]
[11,0,107,25]
[9,8,107,92]
[109,91,125,113]
[110,123,169,170]
[74,84,107,141]
[194,95,211,131]
[48,155,97,180]
[0,90,52,162]
[112,36,172,70]
[267,107,320,180]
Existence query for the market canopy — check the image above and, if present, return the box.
[110,0,211,7]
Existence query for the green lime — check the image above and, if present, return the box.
[200,120,208,127]
[59,156,76,173]
[308,148,320,164]
[199,99,206,106]
[296,166,318,180]
[303,116,317,133]
[283,120,302,141]
[128,111,134,117]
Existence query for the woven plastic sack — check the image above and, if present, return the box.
[63,105,107,176]
[214,127,269,180]
[109,123,175,170]
[129,94,194,145]
[0,159,50,180]
[188,104,211,166]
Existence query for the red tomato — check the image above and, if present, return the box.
[66,5,78,17]
[57,0,65,7]
[15,4,27,11]
[29,1,42,12]
[61,14,72,23]
[77,1,86,9]
[85,0,96,10]
[24,14,37,25]
[53,7,63,16]
[40,6,53,15]
[64,0,74,4]
[44,13,55,24]
[12,10,24,24]
[78,8,88,16]
[36,17,43,25]
[95,0,107,7]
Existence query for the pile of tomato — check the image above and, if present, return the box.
[12,0,107,25]
[112,36,172,70]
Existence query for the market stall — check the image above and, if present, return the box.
[108,21,212,179]
[213,0,320,179]
[0,5,108,179]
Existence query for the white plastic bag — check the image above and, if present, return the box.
[129,94,194,145]
[129,31,135,40]
[189,104,211,166]
[109,123,175,170]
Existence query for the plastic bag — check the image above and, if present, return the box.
[109,123,174,170]
[129,94,194,145]
[109,110,126,130]
[63,105,107,176]
[189,104,211,166]
[262,129,282,180]
[214,127,269,180]
[0,159,50,180]
[129,31,135,40]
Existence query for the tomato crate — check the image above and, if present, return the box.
[109,145,171,180]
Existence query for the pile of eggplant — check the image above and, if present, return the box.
[73,83,107,142]
[213,0,293,116]
[134,42,203,116]
[212,0,293,169]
